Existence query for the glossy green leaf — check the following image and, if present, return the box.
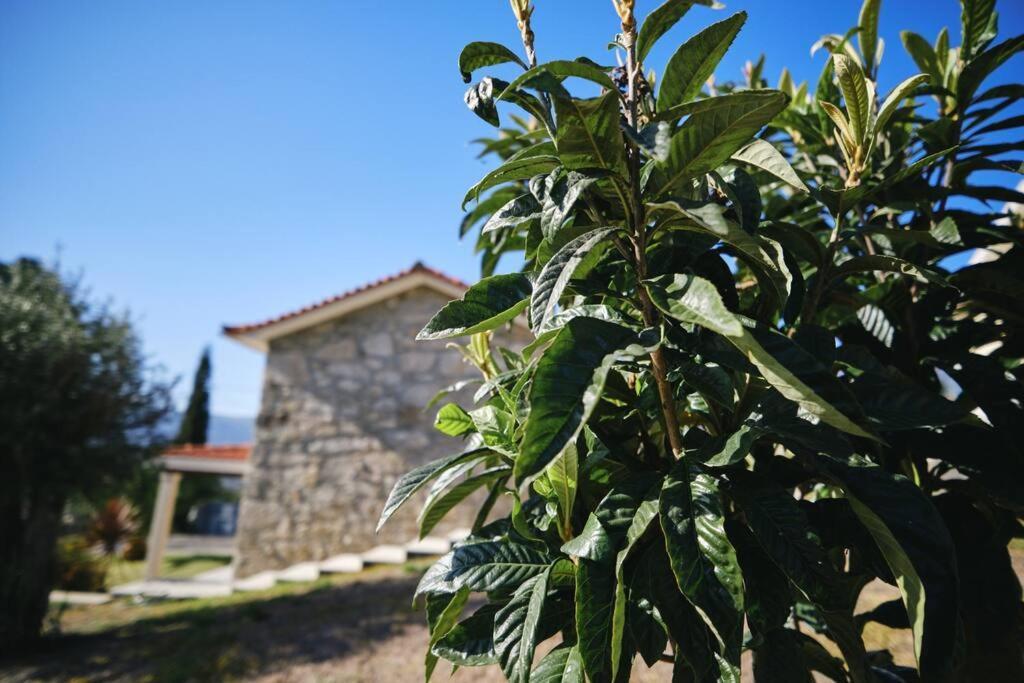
[552,90,625,174]
[529,644,585,683]
[545,444,578,538]
[660,462,744,662]
[820,457,961,682]
[432,604,499,666]
[463,147,561,208]
[858,0,881,72]
[447,540,553,592]
[960,0,997,60]
[958,35,1024,106]
[426,587,470,681]
[459,41,528,83]
[534,170,601,239]
[495,566,551,683]
[531,227,620,333]
[517,318,637,484]
[657,12,747,112]
[646,273,875,439]
[829,255,948,287]
[482,193,541,235]
[649,200,791,304]
[434,403,475,436]
[498,60,618,100]
[419,466,510,538]
[732,139,810,192]
[377,447,487,532]
[832,54,870,144]
[660,90,790,191]
[575,558,615,683]
[875,73,929,132]
[418,273,531,340]
[636,0,721,64]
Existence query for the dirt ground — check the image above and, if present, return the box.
[3,552,1021,683]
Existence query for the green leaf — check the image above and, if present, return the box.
[465,78,501,126]
[636,0,720,64]
[960,0,998,60]
[958,35,1024,106]
[660,90,790,192]
[434,403,475,436]
[545,444,578,538]
[732,139,809,192]
[753,628,814,683]
[575,558,616,683]
[517,318,638,484]
[829,255,948,287]
[819,457,961,682]
[426,587,470,681]
[498,60,619,99]
[660,462,744,662]
[832,54,870,145]
[447,540,553,592]
[529,644,585,683]
[531,227,619,333]
[901,31,939,80]
[610,490,660,679]
[552,90,626,174]
[534,170,601,239]
[875,73,929,132]
[417,273,532,340]
[482,193,541,235]
[847,366,969,431]
[432,604,499,666]
[463,147,561,208]
[645,274,876,440]
[419,467,510,538]
[459,41,528,83]
[649,200,791,304]
[857,0,882,72]
[657,12,747,112]
[495,566,552,683]
[377,447,487,532]
[561,513,613,562]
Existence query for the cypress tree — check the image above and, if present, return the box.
[175,347,210,445]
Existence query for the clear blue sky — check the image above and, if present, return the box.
[2,0,1021,417]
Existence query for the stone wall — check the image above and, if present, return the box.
[234,287,525,577]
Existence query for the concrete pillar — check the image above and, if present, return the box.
[144,470,182,580]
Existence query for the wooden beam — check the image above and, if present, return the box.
[143,470,181,580]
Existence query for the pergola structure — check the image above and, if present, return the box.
[144,444,252,580]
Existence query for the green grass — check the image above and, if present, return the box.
[103,553,232,588]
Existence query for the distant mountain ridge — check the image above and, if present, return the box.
[161,412,255,445]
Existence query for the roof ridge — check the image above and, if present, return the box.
[223,262,467,337]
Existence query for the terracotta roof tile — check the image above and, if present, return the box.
[163,444,251,461]
[222,261,467,336]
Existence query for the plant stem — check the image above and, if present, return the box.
[616,1,685,459]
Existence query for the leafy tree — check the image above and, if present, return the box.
[0,258,170,654]
[381,0,1024,680]
[175,346,211,445]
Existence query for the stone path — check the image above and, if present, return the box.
[107,529,470,600]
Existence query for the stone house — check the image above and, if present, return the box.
[222,262,526,577]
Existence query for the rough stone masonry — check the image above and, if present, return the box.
[234,287,526,577]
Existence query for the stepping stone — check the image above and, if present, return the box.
[233,571,277,592]
[193,565,234,583]
[362,545,408,565]
[447,527,472,543]
[405,536,451,556]
[50,590,112,605]
[320,553,363,574]
[109,581,147,597]
[112,580,231,599]
[276,562,320,583]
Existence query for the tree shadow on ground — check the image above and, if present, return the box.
[2,572,425,682]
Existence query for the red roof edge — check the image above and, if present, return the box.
[222,261,468,336]
[163,443,251,461]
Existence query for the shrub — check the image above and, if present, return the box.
[55,536,108,593]
[380,0,1023,680]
